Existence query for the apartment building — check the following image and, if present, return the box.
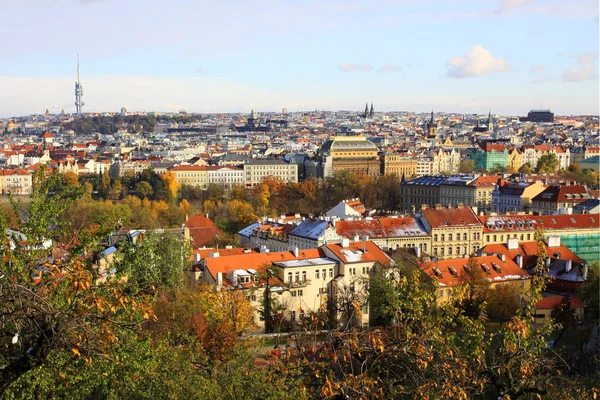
[419,205,483,259]
[197,240,393,330]
[530,185,590,215]
[170,165,208,188]
[491,180,545,213]
[0,169,32,195]
[243,159,298,185]
[381,153,417,179]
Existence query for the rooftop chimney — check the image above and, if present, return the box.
[516,254,523,269]
[545,256,551,267]
[547,235,561,248]
[193,253,201,263]
[565,259,572,273]
[208,252,220,258]
[507,237,519,250]
[499,253,506,262]
[292,247,299,258]
[217,272,223,288]
[341,238,350,248]
[415,246,421,258]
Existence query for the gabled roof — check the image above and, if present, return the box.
[288,219,331,240]
[324,241,392,265]
[531,185,589,203]
[421,255,531,287]
[203,248,325,280]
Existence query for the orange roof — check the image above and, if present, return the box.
[204,248,325,280]
[422,207,481,229]
[171,165,207,171]
[536,295,583,310]
[324,241,392,265]
[479,214,599,233]
[184,216,221,248]
[469,175,499,187]
[481,241,582,269]
[421,255,531,287]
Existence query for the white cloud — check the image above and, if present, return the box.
[378,64,403,73]
[529,64,545,74]
[496,0,536,14]
[446,45,510,78]
[337,63,372,72]
[562,52,599,81]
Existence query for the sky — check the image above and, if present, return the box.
[0,0,598,117]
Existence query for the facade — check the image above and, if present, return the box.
[439,176,476,208]
[468,175,498,212]
[527,109,554,123]
[0,169,32,195]
[197,241,393,330]
[473,142,508,171]
[416,158,434,177]
[381,153,417,179]
[243,159,298,185]
[419,205,483,259]
[491,180,545,214]
[207,166,244,186]
[478,213,600,263]
[421,254,531,304]
[507,148,522,172]
[534,296,584,324]
[400,175,446,213]
[171,165,209,188]
[530,185,590,215]
[312,136,380,179]
[521,145,570,170]
[431,148,461,175]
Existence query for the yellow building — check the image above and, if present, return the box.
[507,148,523,173]
[419,205,484,259]
[420,255,531,304]
[319,136,380,177]
[171,165,208,188]
[382,153,417,179]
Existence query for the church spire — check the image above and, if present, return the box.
[364,102,369,119]
[370,102,374,118]
[430,110,434,124]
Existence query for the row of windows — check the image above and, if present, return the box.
[433,232,480,241]
[487,233,531,242]
[433,246,478,257]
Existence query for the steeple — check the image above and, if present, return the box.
[488,110,494,132]
[364,102,369,119]
[430,110,434,124]
[426,110,438,138]
[370,102,374,118]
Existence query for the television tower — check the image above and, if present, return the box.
[74,55,84,114]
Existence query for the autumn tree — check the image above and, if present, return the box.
[161,170,180,201]
[459,159,475,174]
[0,167,157,395]
[63,171,79,186]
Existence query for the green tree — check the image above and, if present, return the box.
[0,167,156,395]
[536,153,559,173]
[578,262,599,318]
[518,162,533,174]
[459,159,475,174]
[135,181,153,199]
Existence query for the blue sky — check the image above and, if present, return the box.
[0,0,598,117]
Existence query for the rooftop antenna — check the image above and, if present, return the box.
[74,55,84,114]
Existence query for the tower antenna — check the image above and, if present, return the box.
[74,55,84,114]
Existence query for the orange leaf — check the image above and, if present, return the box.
[72,348,81,356]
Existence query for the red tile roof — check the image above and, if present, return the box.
[531,185,589,203]
[479,214,599,233]
[422,206,481,229]
[324,241,392,265]
[536,295,583,310]
[203,248,325,280]
[184,216,221,248]
[421,255,531,287]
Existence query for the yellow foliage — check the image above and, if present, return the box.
[161,170,180,198]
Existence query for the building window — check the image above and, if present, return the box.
[329,268,333,278]
[302,271,306,282]
[463,233,467,240]
[438,289,444,298]
[441,234,445,242]
[295,272,299,282]
[449,234,453,241]
[290,311,296,321]
[288,272,292,283]
[315,270,320,279]
[298,290,303,297]
[434,234,438,242]
[291,290,297,297]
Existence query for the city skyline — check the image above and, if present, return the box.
[0,0,598,117]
